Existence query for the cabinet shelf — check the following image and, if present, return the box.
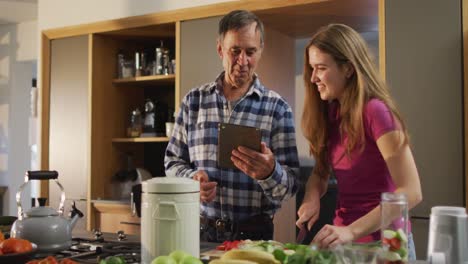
[112,74,175,85]
[112,137,169,143]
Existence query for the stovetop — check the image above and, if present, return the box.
[30,229,217,264]
[32,230,141,264]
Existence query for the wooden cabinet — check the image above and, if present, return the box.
[87,23,179,233]
[46,23,180,234]
[93,202,141,235]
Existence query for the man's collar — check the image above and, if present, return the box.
[211,71,264,99]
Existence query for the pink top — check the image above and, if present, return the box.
[328,98,407,242]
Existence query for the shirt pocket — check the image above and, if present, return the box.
[188,114,219,165]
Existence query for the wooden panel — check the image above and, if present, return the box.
[100,23,175,38]
[87,35,93,230]
[463,0,468,209]
[112,137,169,143]
[378,0,386,80]
[112,74,175,85]
[42,0,377,40]
[49,35,89,231]
[175,21,181,106]
[255,0,378,38]
[93,202,141,235]
[40,33,51,199]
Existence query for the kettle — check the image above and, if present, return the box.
[427,206,468,264]
[10,171,83,253]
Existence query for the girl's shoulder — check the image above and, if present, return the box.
[364,98,399,139]
[364,98,390,114]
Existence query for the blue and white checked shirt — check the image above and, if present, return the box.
[165,72,299,221]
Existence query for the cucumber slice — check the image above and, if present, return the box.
[383,229,397,239]
[396,229,408,243]
[381,251,402,261]
[396,247,408,259]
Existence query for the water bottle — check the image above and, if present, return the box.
[380,192,409,263]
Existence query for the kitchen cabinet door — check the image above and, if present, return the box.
[180,16,223,104]
[49,35,89,233]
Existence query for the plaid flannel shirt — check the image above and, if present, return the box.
[164,72,299,221]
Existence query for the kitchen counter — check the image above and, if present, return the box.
[71,230,428,263]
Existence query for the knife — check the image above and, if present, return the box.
[296,224,308,244]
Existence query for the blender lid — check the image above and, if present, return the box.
[142,177,200,193]
[431,206,467,217]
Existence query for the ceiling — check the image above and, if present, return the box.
[0,0,37,25]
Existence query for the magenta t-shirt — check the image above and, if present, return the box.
[328,98,406,242]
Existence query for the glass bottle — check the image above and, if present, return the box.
[380,192,409,263]
[117,50,125,78]
[127,108,142,137]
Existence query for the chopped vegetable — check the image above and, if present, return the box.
[216,240,241,251]
[99,256,127,264]
[382,229,409,262]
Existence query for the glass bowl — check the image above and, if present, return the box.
[333,243,381,264]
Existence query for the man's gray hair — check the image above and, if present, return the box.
[218,10,264,46]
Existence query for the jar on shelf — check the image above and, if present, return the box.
[380,192,409,263]
[117,51,125,78]
[127,108,142,137]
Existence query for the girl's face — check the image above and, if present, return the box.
[307,46,352,103]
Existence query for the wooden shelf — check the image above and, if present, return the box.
[112,74,175,85]
[112,137,169,143]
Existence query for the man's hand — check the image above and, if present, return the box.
[193,170,217,203]
[231,142,275,180]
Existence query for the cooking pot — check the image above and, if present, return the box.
[10,171,83,253]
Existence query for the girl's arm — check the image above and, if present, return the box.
[348,130,422,240]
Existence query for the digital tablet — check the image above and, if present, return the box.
[217,123,261,169]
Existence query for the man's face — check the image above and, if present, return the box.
[217,22,263,88]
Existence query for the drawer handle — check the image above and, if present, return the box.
[120,221,141,226]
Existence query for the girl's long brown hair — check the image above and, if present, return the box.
[301,24,409,180]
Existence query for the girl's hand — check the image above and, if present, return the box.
[296,198,320,231]
[312,224,355,248]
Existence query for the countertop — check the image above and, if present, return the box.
[71,230,428,263]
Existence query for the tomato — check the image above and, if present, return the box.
[216,240,242,251]
[389,237,401,251]
[38,256,58,264]
[27,256,60,264]
[0,232,4,243]
[0,238,33,254]
[216,245,226,250]
[382,238,390,246]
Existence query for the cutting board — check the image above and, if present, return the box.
[200,249,225,259]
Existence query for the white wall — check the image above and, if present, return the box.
[0,20,38,216]
[38,0,237,31]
